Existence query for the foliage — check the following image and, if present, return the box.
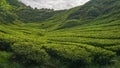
[11,42,50,64]
[43,44,91,66]
[0,0,120,68]
[16,8,56,23]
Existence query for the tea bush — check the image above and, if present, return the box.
[11,42,50,64]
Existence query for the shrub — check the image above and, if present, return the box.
[11,42,50,64]
[105,45,120,56]
[0,51,12,63]
[0,37,14,51]
[43,44,91,67]
[77,44,116,65]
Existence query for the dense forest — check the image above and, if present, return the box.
[0,0,120,68]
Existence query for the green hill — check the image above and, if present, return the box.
[16,8,59,23]
[0,0,56,23]
[0,0,120,68]
[40,0,120,30]
[0,0,12,10]
[0,0,25,23]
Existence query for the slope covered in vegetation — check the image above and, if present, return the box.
[0,0,56,23]
[0,0,25,23]
[0,0,120,68]
[40,0,120,30]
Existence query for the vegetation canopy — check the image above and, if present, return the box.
[0,0,120,68]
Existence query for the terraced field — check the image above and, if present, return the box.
[0,20,120,68]
[0,0,120,68]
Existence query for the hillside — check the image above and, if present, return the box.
[0,0,56,23]
[0,0,120,68]
[40,0,120,30]
[0,0,25,23]
[16,8,62,23]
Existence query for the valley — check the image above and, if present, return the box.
[0,0,120,68]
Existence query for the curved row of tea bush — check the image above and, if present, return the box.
[43,44,116,65]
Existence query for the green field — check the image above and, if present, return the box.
[0,0,120,68]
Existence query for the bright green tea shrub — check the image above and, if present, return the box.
[0,51,12,63]
[43,44,91,67]
[11,42,50,64]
